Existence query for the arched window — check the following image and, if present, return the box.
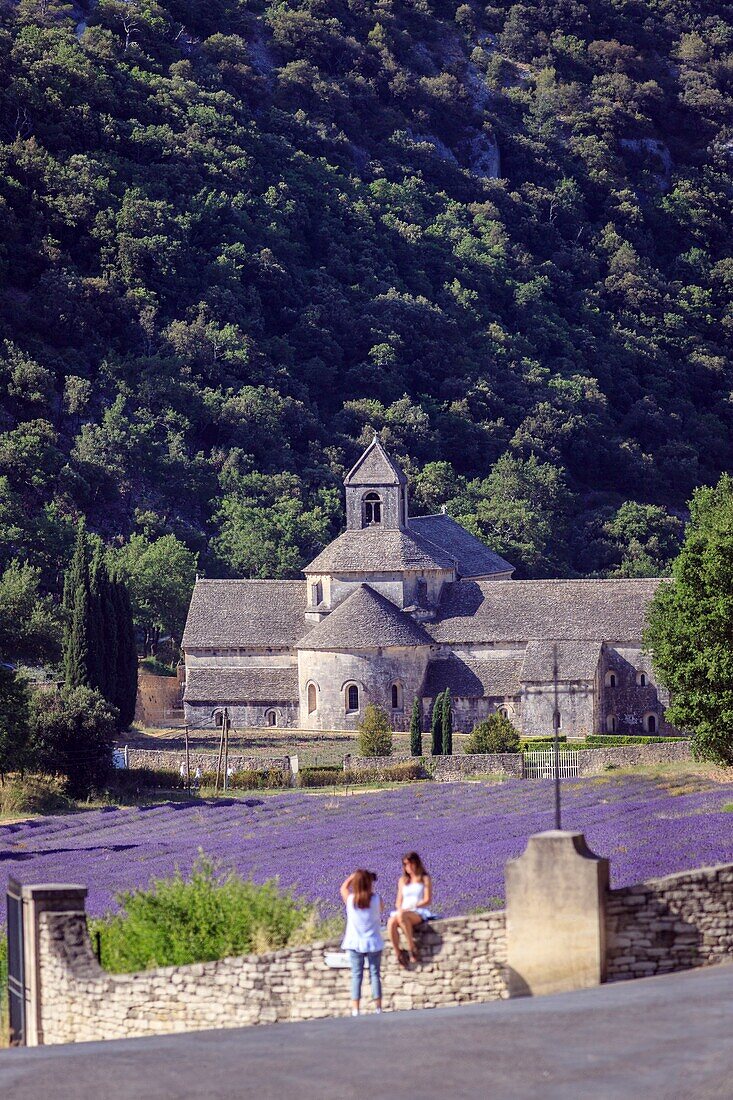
[636,670,647,687]
[606,714,617,733]
[346,684,360,712]
[391,682,403,710]
[307,683,317,714]
[362,492,382,526]
[645,713,657,734]
[213,709,224,727]
[497,706,508,719]
[265,709,277,727]
[605,671,617,688]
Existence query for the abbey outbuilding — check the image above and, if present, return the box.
[182,438,673,738]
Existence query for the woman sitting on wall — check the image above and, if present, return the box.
[387,851,433,966]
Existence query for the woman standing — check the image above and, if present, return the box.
[387,851,433,966]
[339,870,384,1016]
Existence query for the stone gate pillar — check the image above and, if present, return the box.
[17,883,88,1046]
[505,831,609,997]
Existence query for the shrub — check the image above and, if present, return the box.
[296,761,424,787]
[583,734,680,747]
[431,691,444,756]
[464,714,520,754]
[92,855,330,972]
[441,689,453,755]
[409,697,422,756]
[357,703,392,757]
[29,685,117,797]
[0,774,73,817]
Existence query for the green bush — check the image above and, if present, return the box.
[464,714,520,754]
[519,735,566,747]
[357,704,393,757]
[139,657,177,677]
[0,774,73,818]
[92,856,331,973]
[297,761,424,787]
[114,767,180,790]
[583,734,680,747]
[199,768,289,790]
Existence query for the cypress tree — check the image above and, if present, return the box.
[409,697,422,756]
[101,567,118,705]
[88,543,107,696]
[441,688,453,756]
[431,691,444,756]
[63,526,92,689]
[112,579,138,729]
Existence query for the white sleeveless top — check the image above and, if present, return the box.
[398,878,433,919]
[341,893,384,953]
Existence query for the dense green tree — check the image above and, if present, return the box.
[464,714,520,754]
[645,476,733,765]
[29,685,117,796]
[431,691,444,756]
[111,534,197,654]
[357,703,393,757]
[441,688,453,756]
[111,578,139,728]
[0,666,31,778]
[409,697,422,757]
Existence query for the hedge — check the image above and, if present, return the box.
[297,762,424,787]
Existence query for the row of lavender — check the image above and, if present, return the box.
[2,775,732,920]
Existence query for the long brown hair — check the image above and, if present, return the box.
[352,869,375,909]
[402,851,427,882]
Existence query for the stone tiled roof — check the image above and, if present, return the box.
[344,437,407,486]
[182,580,308,648]
[521,640,602,682]
[409,514,514,578]
[424,653,523,699]
[184,667,299,703]
[298,584,433,651]
[427,578,663,645]
[304,527,454,574]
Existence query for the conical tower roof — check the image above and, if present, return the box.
[298,584,431,651]
[344,436,407,487]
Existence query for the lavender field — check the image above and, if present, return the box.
[2,775,732,920]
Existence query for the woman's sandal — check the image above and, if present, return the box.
[409,947,421,964]
[397,949,410,969]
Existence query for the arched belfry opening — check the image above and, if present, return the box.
[362,491,382,526]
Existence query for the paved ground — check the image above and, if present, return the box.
[2,965,731,1099]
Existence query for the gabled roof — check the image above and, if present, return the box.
[409,513,514,578]
[424,653,523,698]
[344,436,407,487]
[521,640,602,683]
[304,526,454,574]
[184,667,299,703]
[427,578,663,645]
[298,584,432,651]
[182,580,308,648]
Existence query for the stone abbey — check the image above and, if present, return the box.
[182,438,673,738]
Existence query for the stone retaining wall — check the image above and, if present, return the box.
[573,740,691,774]
[606,865,733,982]
[346,741,691,781]
[125,748,291,776]
[36,907,507,1045]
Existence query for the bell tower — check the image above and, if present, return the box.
[344,436,408,532]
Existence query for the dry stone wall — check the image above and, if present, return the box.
[126,748,291,777]
[606,865,733,981]
[37,909,507,1045]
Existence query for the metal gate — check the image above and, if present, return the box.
[523,749,580,779]
[6,877,25,1045]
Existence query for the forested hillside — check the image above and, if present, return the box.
[1,0,731,596]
